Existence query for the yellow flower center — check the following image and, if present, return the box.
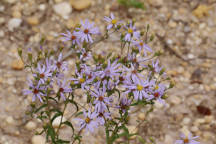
[155,85,159,90]
[137,84,143,91]
[139,42,143,46]
[96,77,101,81]
[85,117,91,123]
[79,78,85,83]
[128,28,133,34]
[183,138,189,143]
[111,19,117,24]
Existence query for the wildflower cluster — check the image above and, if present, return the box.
[19,13,199,144]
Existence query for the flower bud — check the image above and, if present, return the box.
[18,48,22,58]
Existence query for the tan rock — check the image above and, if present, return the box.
[66,19,78,28]
[192,5,211,18]
[70,0,91,11]
[27,17,39,26]
[52,116,66,128]
[168,21,177,28]
[138,113,145,120]
[11,59,24,70]
[12,10,22,18]
[6,116,15,125]
[25,121,37,131]
[54,0,63,3]
[31,135,46,144]
[127,126,138,140]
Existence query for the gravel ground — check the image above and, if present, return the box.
[0,0,216,144]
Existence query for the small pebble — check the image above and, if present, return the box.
[70,0,91,11]
[6,116,15,125]
[52,116,66,128]
[182,117,191,125]
[138,113,145,120]
[25,121,37,131]
[8,18,22,31]
[31,135,46,144]
[11,59,24,70]
[53,2,72,19]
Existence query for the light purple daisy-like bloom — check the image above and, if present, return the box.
[124,22,140,42]
[123,63,144,81]
[91,85,112,112]
[123,76,151,101]
[70,67,88,89]
[53,53,68,72]
[104,13,119,30]
[57,79,72,101]
[76,19,100,43]
[60,30,80,46]
[76,109,98,133]
[33,63,52,84]
[100,59,121,79]
[148,83,165,104]
[23,80,44,102]
[133,40,152,56]
[151,60,162,73]
[79,48,92,61]
[96,111,111,126]
[175,133,200,144]
[116,96,132,113]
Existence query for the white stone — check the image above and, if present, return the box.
[182,117,191,125]
[53,2,72,19]
[52,116,66,128]
[0,17,5,24]
[31,135,46,144]
[25,121,37,131]
[191,126,199,132]
[39,4,46,11]
[164,135,174,143]
[187,53,195,59]
[0,5,5,12]
[169,96,181,105]
[166,39,173,45]
[0,31,4,37]
[6,116,15,125]
[8,18,22,31]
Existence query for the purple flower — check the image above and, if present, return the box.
[23,80,44,102]
[79,48,92,61]
[70,67,88,89]
[57,79,72,101]
[100,59,121,79]
[148,83,165,104]
[123,76,151,101]
[33,63,52,84]
[133,40,152,56]
[76,109,98,133]
[91,85,112,112]
[151,60,162,73]
[53,53,68,72]
[96,111,111,125]
[116,96,131,113]
[123,63,144,81]
[60,30,80,46]
[76,19,100,43]
[175,133,200,144]
[104,13,119,30]
[124,22,140,42]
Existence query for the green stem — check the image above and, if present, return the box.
[56,101,68,138]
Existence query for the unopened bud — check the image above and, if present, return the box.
[18,48,22,58]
